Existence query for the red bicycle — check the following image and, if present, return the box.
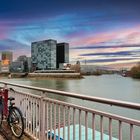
[0,88,24,138]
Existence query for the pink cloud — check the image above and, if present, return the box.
[71,25,140,47]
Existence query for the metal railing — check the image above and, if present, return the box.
[0,81,140,140]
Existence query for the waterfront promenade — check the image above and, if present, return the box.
[0,121,31,140]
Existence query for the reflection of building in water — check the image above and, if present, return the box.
[1,51,13,72]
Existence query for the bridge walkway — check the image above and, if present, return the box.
[0,121,31,140]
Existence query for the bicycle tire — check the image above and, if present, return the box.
[8,106,24,138]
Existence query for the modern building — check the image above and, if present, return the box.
[9,55,31,73]
[1,51,13,72]
[17,55,29,72]
[11,55,31,72]
[10,61,24,72]
[56,43,69,68]
[31,39,69,71]
[27,57,31,72]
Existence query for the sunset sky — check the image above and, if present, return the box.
[0,0,140,68]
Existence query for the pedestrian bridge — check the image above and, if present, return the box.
[0,81,140,140]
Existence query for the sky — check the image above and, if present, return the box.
[0,0,140,68]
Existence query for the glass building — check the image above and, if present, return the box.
[31,39,57,70]
[56,43,69,68]
[31,39,69,71]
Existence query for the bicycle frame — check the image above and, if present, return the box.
[0,88,8,117]
[0,88,24,138]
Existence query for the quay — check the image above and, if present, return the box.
[0,70,82,79]
[0,81,140,140]
[28,72,82,78]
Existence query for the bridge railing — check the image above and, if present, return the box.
[0,81,140,140]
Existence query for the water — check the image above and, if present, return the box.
[1,74,140,139]
[2,74,140,103]
[1,74,140,117]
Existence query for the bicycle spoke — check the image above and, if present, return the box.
[9,107,24,138]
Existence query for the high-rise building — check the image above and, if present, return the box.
[31,39,70,71]
[1,51,13,72]
[31,39,69,71]
[56,43,69,68]
[17,55,30,72]
[31,39,57,70]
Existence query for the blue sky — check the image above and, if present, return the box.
[0,0,140,67]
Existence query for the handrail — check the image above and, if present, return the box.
[0,81,140,110]
[44,97,140,126]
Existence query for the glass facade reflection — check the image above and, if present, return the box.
[31,39,57,70]
[31,39,69,70]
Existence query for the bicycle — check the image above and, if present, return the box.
[0,88,24,138]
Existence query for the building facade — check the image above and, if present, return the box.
[56,43,69,68]
[17,55,30,72]
[27,57,31,72]
[1,51,13,72]
[31,39,69,71]
[10,61,24,72]
[31,39,57,70]
[10,55,31,73]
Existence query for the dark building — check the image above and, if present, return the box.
[56,43,69,68]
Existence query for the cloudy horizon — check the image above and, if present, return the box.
[0,0,140,68]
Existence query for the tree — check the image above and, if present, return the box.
[130,63,140,78]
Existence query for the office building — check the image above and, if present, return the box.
[31,39,69,71]
[17,55,30,72]
[1,51,13,72]
[31,39,57,70]
[56,43,69,68]
[10,56,31,73]
[10,61,24,72]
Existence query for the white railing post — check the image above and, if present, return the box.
[40,92,46,140]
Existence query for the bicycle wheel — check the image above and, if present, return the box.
[8,107,24,138]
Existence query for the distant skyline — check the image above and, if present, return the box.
[0,0,140,68]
